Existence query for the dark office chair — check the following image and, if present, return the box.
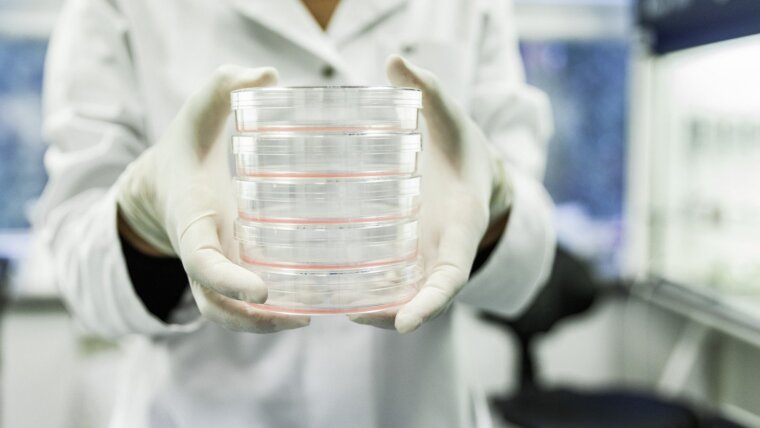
[0,256,8,315]
[481,246,744,428]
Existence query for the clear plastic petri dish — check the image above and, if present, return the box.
[231,86,422,132]
[234,219,419,268]
[232,132,421,178]
[234,176,420,223]
[239,260,422,314]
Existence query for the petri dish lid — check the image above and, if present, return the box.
[248,259,421,276]
[231,86,422,109]
[234,176,420,200]
[234,218,419,243]
[232,132,421,154]
[247,260,422,287]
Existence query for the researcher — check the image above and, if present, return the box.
[34,0,555,426]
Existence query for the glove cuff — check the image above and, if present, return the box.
[488,147,514,219]
[116,158,177,256]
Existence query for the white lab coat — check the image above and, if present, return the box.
[34,0,555,427]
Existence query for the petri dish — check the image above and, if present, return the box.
[240,260,422,314]
[231,86,422,132]
[234,176,420,223]
[234,219,419,268]
[232,132,421,178]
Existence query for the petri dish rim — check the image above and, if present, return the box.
[234,217,419,240]
[232,131,422,153]
[231,86,422,108]
[247,294,416,315]
[234,176,421,199]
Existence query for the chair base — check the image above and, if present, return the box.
[491,387,742,428]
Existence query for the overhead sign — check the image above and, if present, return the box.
[638,0,760,54]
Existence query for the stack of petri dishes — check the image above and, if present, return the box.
[230,86,423,314]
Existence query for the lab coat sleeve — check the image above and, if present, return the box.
[455,0,557,317]
[33,0,200,339]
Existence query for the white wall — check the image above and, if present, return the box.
[456,297,626,398]
[1,304,77,428]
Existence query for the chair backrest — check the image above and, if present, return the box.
[0,257,8,301]
[481,246,599,386]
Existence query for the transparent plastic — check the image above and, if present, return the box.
[233,132,421,177]
[235,219,418,268]
[235,177,420,222]
[231,86,422,132]
[242,262,422,314]
[230,85,423,314]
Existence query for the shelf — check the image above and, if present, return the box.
[630,277,760,348]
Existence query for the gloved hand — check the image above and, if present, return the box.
[116,65,310,333]
[350,55,513,333]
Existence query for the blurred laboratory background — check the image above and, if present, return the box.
[1,0,759,427]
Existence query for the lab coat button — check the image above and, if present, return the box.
[321,64,335,79]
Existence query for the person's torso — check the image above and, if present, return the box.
[119,0,484,141]
[111,1,492,426]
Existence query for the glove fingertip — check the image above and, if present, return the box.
[226,264,268,304]
[284,316,311,329]
[386,54,416,89]
[348,314,374,326]
[223,66,280,95]
[395,312,422,334]
[256,67,279,87]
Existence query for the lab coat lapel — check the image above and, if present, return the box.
[327,0,410,44]
[226,0,351,75]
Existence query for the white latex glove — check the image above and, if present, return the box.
[351,55,513,333]
[116,65,310,333]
